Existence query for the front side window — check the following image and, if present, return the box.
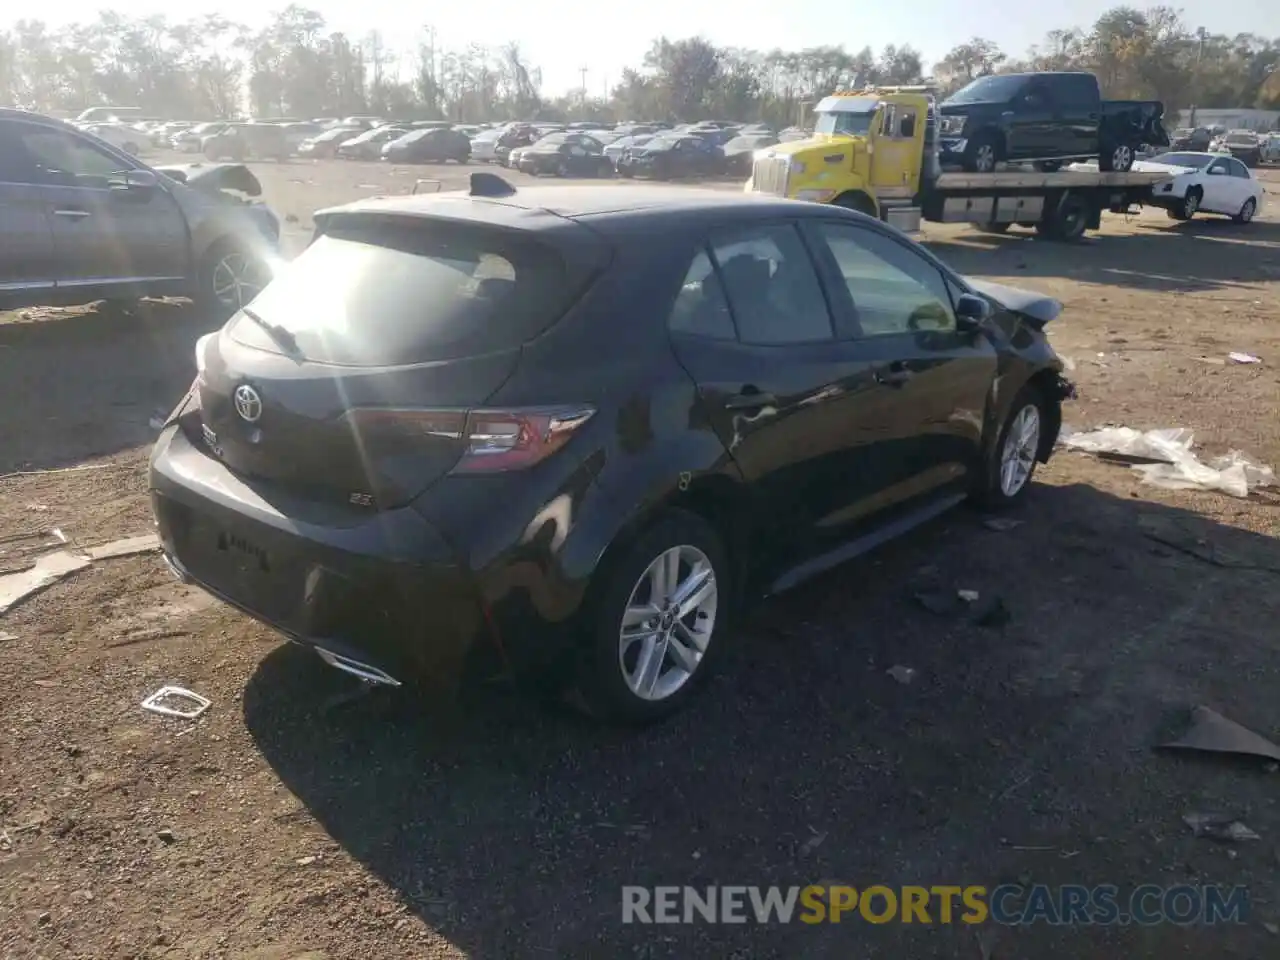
[816,223,955,337]
[19,126,128,187]
[709,224,833,345]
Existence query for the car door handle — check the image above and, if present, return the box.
[52,208,91,219]
[723,390,776,410]
[875,364,913,387]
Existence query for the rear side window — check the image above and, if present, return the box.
[709,224,832,345]
[1056,73,1098,105]
[233,218,578,365]
[668,249,735,340]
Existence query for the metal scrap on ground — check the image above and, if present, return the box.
[0,534,160,614]
[1159,705,1280,763]
[140,686,211,720]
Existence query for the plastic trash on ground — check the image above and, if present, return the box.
[1060,427,1275,498]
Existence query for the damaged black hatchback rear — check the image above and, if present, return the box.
[151,174,1072,723]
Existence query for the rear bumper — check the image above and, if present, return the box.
[150,425,486,687]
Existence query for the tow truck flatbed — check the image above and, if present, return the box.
[934,170,1168,190]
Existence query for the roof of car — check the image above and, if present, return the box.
[318,183,853,237]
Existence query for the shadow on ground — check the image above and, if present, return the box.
[924,219,1280,294]
[0,299,212,473]
[244,480,1280,958]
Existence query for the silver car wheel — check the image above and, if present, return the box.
[618,544,718,702]
[999,404,1041,497]
[1184,192,1200,217]
[211,252,264,310]
[1112,144,1132,170]
[1240,198,1256,222]
[974,144,996,172]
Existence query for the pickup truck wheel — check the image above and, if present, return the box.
[1233,197,1257,224]
[1100,143,1134,172]
[964,132,1002,173]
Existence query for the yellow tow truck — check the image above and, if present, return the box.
[746,87,1171,241]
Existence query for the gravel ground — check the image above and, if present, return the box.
[2,155,1280,959]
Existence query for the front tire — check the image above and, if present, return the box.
[196,239,270,320]
[1100,141,1134,172]
[571,510,728,724]
[964,131,1002,173]
[1168,188,1201,221]
[1233,197,1257,224]
[973,385,1047,509]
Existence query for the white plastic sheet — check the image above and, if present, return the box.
[1060,427,1276,498]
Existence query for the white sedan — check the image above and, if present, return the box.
[81,122,148,155]
[1133,151,1264,223]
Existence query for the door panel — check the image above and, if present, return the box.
[1007,84,1055,159]
[19,124,189,287]
[665,226,877,565]
[803,220,997,525]
[0,185,57,301]
[869,104,921,198]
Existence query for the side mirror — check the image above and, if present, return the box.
[954,293,993,332]
[111,168,158,197]
[1207,166,1223,175]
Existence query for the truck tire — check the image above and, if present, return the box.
[1036,193,1089,242]
[833,192,877,217]
[1099,142,1135,172]
[963,131,1002,173]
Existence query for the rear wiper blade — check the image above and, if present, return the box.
[240,306,301,356]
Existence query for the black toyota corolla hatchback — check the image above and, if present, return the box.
[150,173,1073,722]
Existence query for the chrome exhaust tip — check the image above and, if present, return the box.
[315,646,402,687]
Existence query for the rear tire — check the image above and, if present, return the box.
[1233,197,1257,224]
[570,510,729,724]
[1099,141,1134,172]
[972,384,1048,509]
[1036,193,1089,241]
[833,192,877,217]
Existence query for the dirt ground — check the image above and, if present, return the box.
[3,156,1280,959]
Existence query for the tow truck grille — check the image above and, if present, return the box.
[752,155,790,196]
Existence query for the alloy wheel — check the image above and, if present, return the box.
[1112,144,1133,170]
[999,404,1041,497]
[974,145,996,172]
[1184,192,1200,217]
[211,252,265,310]
[1240,198,1256,222]
[618,545,718,702]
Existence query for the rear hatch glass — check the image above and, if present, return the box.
[228,217,576,366]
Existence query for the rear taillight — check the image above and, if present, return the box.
[343,405,594,473]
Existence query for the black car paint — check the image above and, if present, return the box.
[150,188,1068,690]
[382,129,471,163]
[619,139,724,179]
[939,71,1168,171]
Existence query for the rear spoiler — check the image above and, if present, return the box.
[964,278,1062,329]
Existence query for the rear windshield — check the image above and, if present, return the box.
[1149,152,1212,168]
[232,218,577,365]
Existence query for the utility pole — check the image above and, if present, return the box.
[579,66,589,114]
[1190,26,1207,126]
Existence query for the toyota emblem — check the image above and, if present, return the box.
[233,384,263,423]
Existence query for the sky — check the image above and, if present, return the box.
[16,0,1280,96]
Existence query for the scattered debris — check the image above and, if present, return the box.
[1229,352,1262,364]
[798,829,826,856]
[355,183,380,189]
[141,686,211,720]
[982,517,1023,532]
[914,589,1010,627]
[1062,426,1275,497]
[1264,922,1279,936]
[1194,356,1227,366]
[0,631,16,643]
[1159,705,1280,762]
[37,911,51,926]
[0,462,114,483]
[0,534,160,614]
[1182,813,1260,842]
[296,855,318,866]
[157,828,176,844]
[886,665,917,685]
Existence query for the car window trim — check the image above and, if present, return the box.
[807,217,960,342]
[10,120,139,187]
[707,219,838,347]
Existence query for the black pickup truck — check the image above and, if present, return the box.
[938,71,1168,173]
